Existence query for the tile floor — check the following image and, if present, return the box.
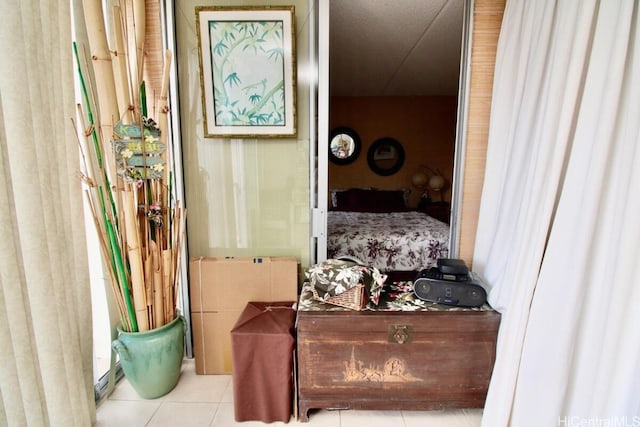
[96,359,483,427]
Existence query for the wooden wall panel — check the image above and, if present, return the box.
[459,0,506,267]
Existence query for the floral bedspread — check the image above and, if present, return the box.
[327,211,449,272]
[298,281,493,312]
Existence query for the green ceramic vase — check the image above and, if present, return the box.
[112,315,186,399]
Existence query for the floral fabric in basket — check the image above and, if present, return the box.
[305,259,387,305]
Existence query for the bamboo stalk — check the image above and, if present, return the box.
[73,43,103,170]
[76,1,186,332]
[162,249,172,321]
[144,250,153,328]
[74,111,93,173]
[171,206,181,272]
[106,219,138,332]
[157,50,171,138]
[151,240,165,327]
[74,43,135,331]
[123,186,149,331]
[134,0,146,85]
[73,45,114,226]
[157,50,172,244]
[172,207,186,299]
[140,81,147,117]
[78,46,120,229]
[82,0,121,191]
[126,0,146,114]
[113,5,133,124]
[85,192,131,332]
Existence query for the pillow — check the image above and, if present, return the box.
[330,187,372,209]
[334,189,358,210]
[305,259,387,306]
[334,188,408,212]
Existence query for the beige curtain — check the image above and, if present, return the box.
[474,0,640,425]
[0,0,95,425]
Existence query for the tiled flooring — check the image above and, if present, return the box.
[96,359,483,426]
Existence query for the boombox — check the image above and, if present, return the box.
[414,259,487,308]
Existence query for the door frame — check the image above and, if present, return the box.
[312,0,472,263]
[309,0,330,265]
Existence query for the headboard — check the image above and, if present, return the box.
[330,188,410,213]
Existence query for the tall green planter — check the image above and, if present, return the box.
[112,315,186,399]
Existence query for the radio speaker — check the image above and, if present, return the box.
[413,278,487,308]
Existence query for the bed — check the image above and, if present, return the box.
[327,188,449,272]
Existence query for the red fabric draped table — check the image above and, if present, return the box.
[231,301,296,423]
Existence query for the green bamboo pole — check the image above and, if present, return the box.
[73,41,102,168]
[83,191,130,332]
[106,219,138,332]
[140,81,147,117]
[82,0,121,193]
[74,41,127,322]
[74,39,132,326]
[73,34,118,229]
[73,42,116,220]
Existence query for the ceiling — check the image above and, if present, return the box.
[329,0,464,97]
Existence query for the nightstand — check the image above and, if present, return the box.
[421,201,451,224]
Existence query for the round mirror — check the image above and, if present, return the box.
[329,127,361,165]
[367,137,405,176]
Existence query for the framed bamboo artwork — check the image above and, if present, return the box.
[196,6,297,138]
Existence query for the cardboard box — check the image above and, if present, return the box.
[189,257,298,374]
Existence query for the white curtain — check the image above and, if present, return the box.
[0,0,95,426]
[474,0,640,426]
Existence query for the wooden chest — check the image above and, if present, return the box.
[296,303,500,421]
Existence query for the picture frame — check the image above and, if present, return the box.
[373,144,396,160]
[196,6,297,138]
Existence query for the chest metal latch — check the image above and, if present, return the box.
[389,324,412,344]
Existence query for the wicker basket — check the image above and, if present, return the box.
[311,283,369,310]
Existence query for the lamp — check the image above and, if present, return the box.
[428,175,446,198]
[411,165,446,203]
[411,171,429,189]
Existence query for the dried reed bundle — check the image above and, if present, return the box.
[74,1,185,332]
